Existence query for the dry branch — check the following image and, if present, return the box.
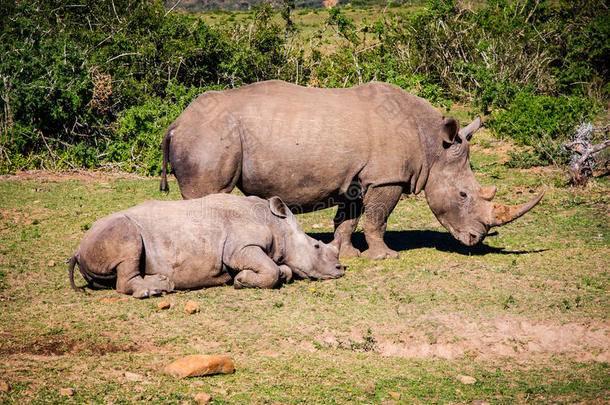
[564,123,610,186]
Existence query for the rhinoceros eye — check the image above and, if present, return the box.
[459,191,467,198]
[314,243,320,249]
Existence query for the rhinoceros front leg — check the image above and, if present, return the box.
[362,185,403,260]
[228,246,282,289]
[116,260,175,299]
[333,198,363,259]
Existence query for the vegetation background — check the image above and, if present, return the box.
[1,0,608,175]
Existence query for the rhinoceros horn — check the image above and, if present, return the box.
[479,185,497,201]
[459,116,482,141]
[329,233,342,251]
[489,188,545,227]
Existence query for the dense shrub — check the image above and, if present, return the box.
[0,0,301,174]
[487,92,601,166]
[0,0,607,173]
[107,83,225,175]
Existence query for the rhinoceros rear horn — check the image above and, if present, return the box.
[329,233,342,252]
[459,115,482,141]
[489,188,545,227]
[269,196,290,218]
[479,185,497,201]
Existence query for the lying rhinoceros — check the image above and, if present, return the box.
[69,194,344,298]
[159,80,544,260]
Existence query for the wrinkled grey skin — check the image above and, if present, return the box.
[69,194,344,298]
[160,80,544,260]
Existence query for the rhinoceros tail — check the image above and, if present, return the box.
[160,127,173,193]
[68,253,85,292]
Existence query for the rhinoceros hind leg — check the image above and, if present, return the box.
[333,198,363,259]
[130,275,175,298]
[362,185,402,260]
[230,246,281,289]
[171,130,241,200]
[116,258,175,299]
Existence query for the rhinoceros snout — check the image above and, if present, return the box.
[317,264,345,280]
[332,264,346,278]
[460,231,486,246]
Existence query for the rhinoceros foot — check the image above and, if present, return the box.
[132,274,175,299]
[339,245,361,259]
[278,265,293,284]
[365,247,399,260]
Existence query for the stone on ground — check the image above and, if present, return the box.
[184,300,200,314]
[456,374,477,384]
[59,388,75,396]
[164,355,234,378]
[157,301,171,310]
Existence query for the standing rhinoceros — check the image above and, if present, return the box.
[159,80,544,260]
[69,194,344,298]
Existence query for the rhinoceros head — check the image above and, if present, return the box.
[268,197,345,279]
[424,116,544,246]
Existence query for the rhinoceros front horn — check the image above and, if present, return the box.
[489,188,545,227]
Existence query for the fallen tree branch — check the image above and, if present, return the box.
[564,123,610,186]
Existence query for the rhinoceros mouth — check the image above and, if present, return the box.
[318,272,344,280]
[443,221,487,247]
[458,231,485,246]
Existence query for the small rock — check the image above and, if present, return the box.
[59,388,75,396]
[456,374,477,384]
[194,392,213,403]
[0,379,9,392]
[184,300,200,314]
[123,371,146,382]
[388,392,400,400]
[157,301,171,310]
[100,297,120,303]
[47,260,55,267]
[164,354,234,378]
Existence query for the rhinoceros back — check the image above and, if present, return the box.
[166,80,437,207]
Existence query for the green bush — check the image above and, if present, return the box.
[107,83,220,175]
[0,0,607,173]
[487,92,602,167]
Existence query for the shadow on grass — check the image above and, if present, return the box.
[308,230,548,256]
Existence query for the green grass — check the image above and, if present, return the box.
[0,135,608,403]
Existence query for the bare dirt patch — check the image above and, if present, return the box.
[0,169,146,183]
[0,207,50,228]
[315,315,609,362]
[377,315,610,362]
[0,332,137,356]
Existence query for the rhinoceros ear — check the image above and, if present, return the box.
[441,117,459,144]
[269,196,290,218]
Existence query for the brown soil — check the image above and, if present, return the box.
[0,332,137,356]
[0,169,146,182]
[316,315,610,362]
